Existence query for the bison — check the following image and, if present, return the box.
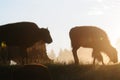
[69,26,118,64]
[0,22,53,64]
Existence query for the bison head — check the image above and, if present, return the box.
[107,47,118,63]
[39,28,53,44]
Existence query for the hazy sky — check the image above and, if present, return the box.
[1,0,120,55]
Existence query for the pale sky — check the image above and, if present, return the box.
[1,0,120,56]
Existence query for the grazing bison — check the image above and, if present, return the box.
[0,22,53,64]
[69,26,118,64]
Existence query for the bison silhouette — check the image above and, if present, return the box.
[69,26,118,64]
[0,22,53,64]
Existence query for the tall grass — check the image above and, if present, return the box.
[0,63,120,80]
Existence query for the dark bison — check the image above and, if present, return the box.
[0,22,53,64]
[69,26,118,64]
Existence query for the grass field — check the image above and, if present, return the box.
[0,63,120,80]
[46,63,120,80]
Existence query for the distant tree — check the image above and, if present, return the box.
[55,49,74,64]
[48,49,56,59]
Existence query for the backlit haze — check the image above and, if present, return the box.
[1,0,120,62]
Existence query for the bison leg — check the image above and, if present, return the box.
[92,49,104,65]
[0,47,10,65]
[20,47,28,65]
[101,59,104,65]
[93,57,96,65]
[72,48,79,64]
[93,56,104,65]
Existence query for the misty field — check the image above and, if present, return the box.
[47,63,120,80]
